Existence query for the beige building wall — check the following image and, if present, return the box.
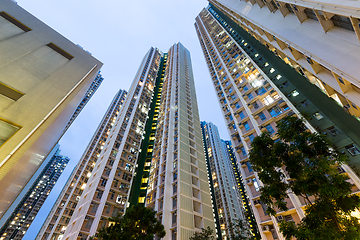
[0,0,102,221]
[146,43,215,240]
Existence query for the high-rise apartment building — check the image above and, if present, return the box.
[0,145,69,240]
[205,0,360,119]
[63,72,104,133]
[201,121,255,240]
[222,140,258,238]
[144,44,214,240]
[37,89,126,240]
[195,5,360,239]
[37,43,214,240]
[0,0,103,221]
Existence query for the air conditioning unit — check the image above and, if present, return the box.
[276,215,284,222]
[262,225,270,231]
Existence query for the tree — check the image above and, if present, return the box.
[189,226,215,240]
[96,204,165,240]
[249,116,360,240]
[228,218,257,240]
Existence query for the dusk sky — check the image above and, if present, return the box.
[16,0,230,238]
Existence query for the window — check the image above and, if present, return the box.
[346,145,360,155]
[243,85,248,91]
[338,76,345,84]
[172,211,177,224]
[253,179,260,191]
[301,100,310,107]
[262,95,274,106]
[269,106,282,117]
[282,105,290,111]
[172,196,177,208]
[249,134,255,142]
[246,162,253,172]
[235,102,241,109]
[291,90,299,97]
[328,126,340,136]
[244,122,250,131]
[265,124,275,134]
[239,111,245,119]
[313,112,324,120]
[255,87,266,96]
[247,93,254,100]
[252,102,259,109]
[240,147,247,157]
[258,112,266,121]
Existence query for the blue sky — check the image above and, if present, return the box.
[16,0,229,238]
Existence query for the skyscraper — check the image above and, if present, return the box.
[37,89,126,240]
[0,0,103,221]
[38,43,214,240]
[144,44,214,240]
[195,5,360,239]
[63,72,105,133]
[201,121,256,240]
[0,145,69,240]
[204,0,360,119]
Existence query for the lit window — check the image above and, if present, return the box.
[262,95,274,106]
[313,112,323,120]
[270,68,275,73]
[291,90,299,97]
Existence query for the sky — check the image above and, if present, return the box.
[16,0,230,238]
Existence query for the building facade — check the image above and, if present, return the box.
[63,72,104,133]
[0,0,103,221]
[38,43,214,240]
[144,44,214,240]
[37,89,127,240]
[201,121,254,240]
[0,145,69,240]
[206,0,360,119]
[195,5,360,239]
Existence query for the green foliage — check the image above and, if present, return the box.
[189,226,215,240]
[96,204,165,240]
[227,218,258,240]
[249,116,360,239]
